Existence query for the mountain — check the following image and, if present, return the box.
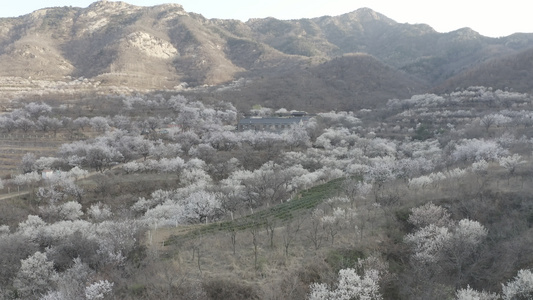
[0,1,532,110]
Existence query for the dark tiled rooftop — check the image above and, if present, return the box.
[238,117,310,125]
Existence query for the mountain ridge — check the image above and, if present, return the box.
[0,1,532,110]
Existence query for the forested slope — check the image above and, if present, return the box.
[0,86,532,299]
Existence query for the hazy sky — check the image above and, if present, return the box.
[0,0,531,37]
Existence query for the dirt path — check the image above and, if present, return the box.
[0,190,29,201]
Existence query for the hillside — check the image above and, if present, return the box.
[212,53,427,111]
[435,46,533,94]
[0,1,533,110]
[1,87,533,299]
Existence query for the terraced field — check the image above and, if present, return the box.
[164,178,344,247]
[0,135,64,178]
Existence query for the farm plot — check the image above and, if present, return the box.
[0,136,64,178]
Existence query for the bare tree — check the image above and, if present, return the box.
[227,225,238,255]
[16,118,34,133]
[480,114,497,133]
[21,153,36,174]
[306,209,325,251]
[282,217,303,256]
[499,154,524,185]
[0,116,16,133]
[250,222,261,271]
[264,216,276,249]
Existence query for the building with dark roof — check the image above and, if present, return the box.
[237,116,310,132]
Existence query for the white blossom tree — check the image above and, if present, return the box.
[408,202,453,229]
[12,171,41,193]
[23,102,52,119]
[88,202,113,222]
[455,285,498,300]
[16,215,46,241]
[37,175,83,204]
[480,114,511,133]
[143,200,185,227]
[405,223,452,263]
[13,251,56,299]
[365,156,397,200]
[85,143,123,172]
[149,141,182,159]
[501,269,533,300]
[452,139,508,162]
[283,123,311,149]
[85,280,114,300]
[73,117,90,130]
[498,154,524,184]
[66,166,88,180]
[406,203,488,289]
[58,201,84,220]
[36,116,63,137]
[89,116,110,133]
[183,191,222,223]
[40,257,91,300]
[33,157,60,173]
[21,153,37,173]
[94,220,142,267]
[309,268,382,300]
[0,115,16,133]
[39,258,114,300]
[16,117,35,133]
[445,219,488,284]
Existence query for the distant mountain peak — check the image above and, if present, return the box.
[151,3,185,10]
[343,7,395,23]
[452,27,480,35]
[88,0,138,13]
[354,7,383,17]
[90,0,130,8]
